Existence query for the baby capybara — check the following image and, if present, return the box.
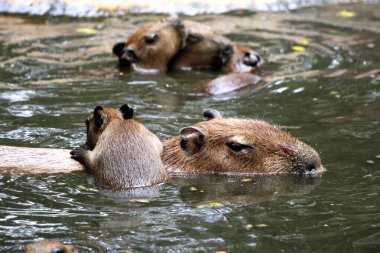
[162,109,323,174]
[70,104,168,189]
[24,240,74,253]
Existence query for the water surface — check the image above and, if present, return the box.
[0,3,380,252]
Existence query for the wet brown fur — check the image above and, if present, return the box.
[118,18,185,72]
[162,112,323,174]
[25,240,74,253]
[71,105,168,189]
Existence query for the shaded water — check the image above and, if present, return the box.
[1,3,380,252]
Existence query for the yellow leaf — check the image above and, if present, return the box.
[78,185,98,192]
[78,185,87,190]
[294,38,309,46]
[57,182,66,186]
[255,224,268,228]
[241,178,253,182]
[291,46,305,52]
[75,28,98,34]
[197,201,224,208]
[337,10,356,18]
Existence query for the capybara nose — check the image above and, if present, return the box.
[243,52,261,67]
[112,42,126,57]
[122,48,138,63]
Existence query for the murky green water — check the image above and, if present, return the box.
[0,3,380,252]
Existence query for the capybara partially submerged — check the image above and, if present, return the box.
[113,17,185,73]
[25,240,74,253]
[70,104,168,189]
[170,20,233,71]
[163,109,323,174]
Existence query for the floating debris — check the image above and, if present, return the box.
[291,45,305,52]
[241,178,253,182]
[130,199,150,203]
[337,10,356,18]
[255,224,268,228]
[78,185,99,192]
[189,186,198,191]
[197,201,224,208]
[294,38,309,46]
[245,224,254,230]
[75,28,98,34]
[366,160,375,164]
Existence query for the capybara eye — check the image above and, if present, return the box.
[85,119,90,127]
[144,33,158,44]
[226,142,252,152]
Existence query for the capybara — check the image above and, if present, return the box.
[171,21,263,73]
[25,240,74,253]
[112,17,185,73]
[70,104,168,189]
[162,109,323,174]
[170,20,233,71]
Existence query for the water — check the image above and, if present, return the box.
[1,3,380,252]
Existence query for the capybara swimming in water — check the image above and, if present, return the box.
[112,17,185,73]
[162,109,323,174]
[70,104,168,189]
[25,240,74,253]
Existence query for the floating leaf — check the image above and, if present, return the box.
[375,155,380,159]
[130,199,150,203]
[215,251,228,253]
[241,178,253,182]
[57,182,66,186]
[197,201,224,208]
[255,224,268,228]
[291,46,305,52]
[294,38,309,46]
[337,10,356,18]
[75,28,98,34]
[189,186,198,191]
[78,185,98,192]
[366,160,375,164]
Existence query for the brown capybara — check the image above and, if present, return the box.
[70,104,168,189]
[170,20,233,71]
[112,17,185,73]
[162,109,323,174]
[25,240,74,253]
[171,21,263,73]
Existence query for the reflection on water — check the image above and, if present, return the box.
[0,2,380,252]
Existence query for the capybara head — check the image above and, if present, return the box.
[113,17,185,72]
[170,20,233,71]
[163,109,323,175]
[25,240,74,253]
[85,104,133,150]
[223,45,264,73]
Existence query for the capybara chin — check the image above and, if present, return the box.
[71,104,168,189]
[24,240,74,253]
[112,17,185,72]
[162,109,323,175]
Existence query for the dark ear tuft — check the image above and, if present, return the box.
[94,106,104,129]
[119,104,134,119]
[203,109,222,121]
[179,126,206,155]
[113,42,126,57]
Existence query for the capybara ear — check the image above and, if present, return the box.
[94,106,105,129]
[203,109,222,121]
[119,104,134,120]
[179,126,206,155]
[112,42,125,57]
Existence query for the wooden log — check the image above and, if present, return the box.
[0,145,84,173]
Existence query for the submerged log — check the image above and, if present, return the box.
[0,145,84,173]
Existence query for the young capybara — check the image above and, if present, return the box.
[162,109,323,174]
[112,17,185,73]
[70,104,168,189]
[25,240,74,253]
[221,45,264,73]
